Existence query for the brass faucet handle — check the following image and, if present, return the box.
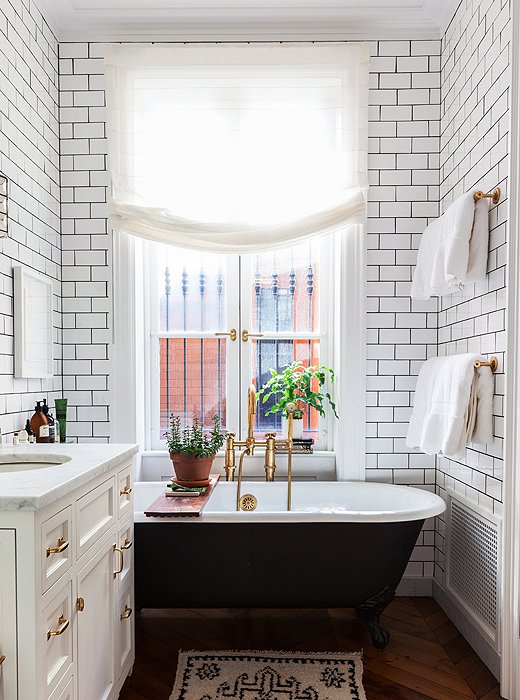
[226,431,236,438]
[265,432,276,439]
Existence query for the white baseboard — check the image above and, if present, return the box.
[396,576,433,596]
[433,579,500,680]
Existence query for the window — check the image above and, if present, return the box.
[146,236,333,450]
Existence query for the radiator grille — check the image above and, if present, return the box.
[448,497,499,638]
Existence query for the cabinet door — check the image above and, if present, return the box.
[0,530,17,700]
[76,536,116,700]
[116,580,134,683]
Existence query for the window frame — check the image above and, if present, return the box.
[144,237,334,452]
[109,225,366,481]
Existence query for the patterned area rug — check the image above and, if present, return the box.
[170,650,367,699]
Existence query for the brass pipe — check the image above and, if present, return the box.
[224,432,236,481]
[285,402,298,511]
[247,384,256,452]
[264,433,276,481]
[287,413,293,511]
[236,447,249,511]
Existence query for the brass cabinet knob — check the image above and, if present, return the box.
[120,605,133,620]
[76,597,85,612]
[46,537,69,557]
[0,655,5,665]
[120,485,132,496]
[121,538,133,550]
[47,615,69,640]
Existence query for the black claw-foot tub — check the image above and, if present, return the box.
[133,481,445,649]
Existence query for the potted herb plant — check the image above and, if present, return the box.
[257,360,339,439]
[165,414,225,487]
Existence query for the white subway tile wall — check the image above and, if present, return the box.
[0,0,62,436]
[434,0,510,587]
[367,39,440,580]
[59,42,110,444]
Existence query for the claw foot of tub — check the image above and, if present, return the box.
[355,585,395,649]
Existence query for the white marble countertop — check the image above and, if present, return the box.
[0,443,138,511]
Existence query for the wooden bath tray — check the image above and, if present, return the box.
[144,475,220,518]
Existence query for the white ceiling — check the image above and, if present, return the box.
[36,0,459,42]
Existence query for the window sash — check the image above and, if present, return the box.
[146,237,333,451]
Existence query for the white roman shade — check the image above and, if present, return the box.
[104,42,369,252]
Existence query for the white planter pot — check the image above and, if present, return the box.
[281,416,304,440]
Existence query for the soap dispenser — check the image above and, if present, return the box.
[30,401,49,443]
[42,399,55,442]
[25,419,35,443]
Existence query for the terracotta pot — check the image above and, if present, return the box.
[169,453,216,487]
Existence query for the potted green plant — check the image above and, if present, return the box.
[257,360,339,439]
[165,414,225,487]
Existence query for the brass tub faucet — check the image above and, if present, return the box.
[223,385,295,511]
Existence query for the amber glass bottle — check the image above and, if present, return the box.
[30,401,49,443]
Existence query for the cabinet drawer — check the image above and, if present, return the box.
[76,478,116,560]
[40,581,73,699]
[41,507,72,594]
[116,580,134,682]
[117,466,133,520]
[116,520,133,592]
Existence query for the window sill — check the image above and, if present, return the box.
[137,450,337,482]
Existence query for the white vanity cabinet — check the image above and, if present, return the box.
[0,447,137,700]
[0,530,18,700]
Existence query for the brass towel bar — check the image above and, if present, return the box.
[474,356,498,373]
[474,188,501,204]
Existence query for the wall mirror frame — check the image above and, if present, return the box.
[13,264,54,378]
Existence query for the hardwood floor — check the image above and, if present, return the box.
[120,597,503,699]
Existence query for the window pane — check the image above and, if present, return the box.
[160,337,227,432]
[253,339,320,440]
[250,239,320,334]
[157,245,227,332]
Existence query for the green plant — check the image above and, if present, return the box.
[257,361,339,420]
[165,414,224,458]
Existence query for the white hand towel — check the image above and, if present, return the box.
[466,198,491,281]
[472,365,494,445]
[406,353,494,459]
[406,356,447,452]
[411,193,490,300]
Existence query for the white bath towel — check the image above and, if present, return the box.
[406,353,494,459]
[411,193,489,299]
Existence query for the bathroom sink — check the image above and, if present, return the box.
[0,453,72,472]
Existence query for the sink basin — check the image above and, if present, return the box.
[0,453,72,472]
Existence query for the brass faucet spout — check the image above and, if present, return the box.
[228,385,295,510]
[247,384,256,433]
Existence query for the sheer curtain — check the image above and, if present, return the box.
[104,42,369,252]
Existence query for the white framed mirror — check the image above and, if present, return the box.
[13,265,54,378]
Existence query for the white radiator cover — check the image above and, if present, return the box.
[446,490,501,649]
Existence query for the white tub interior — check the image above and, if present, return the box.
[134,480,446,523]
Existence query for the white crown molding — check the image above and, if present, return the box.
[33,0,455,43]
[422,0,461,38]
